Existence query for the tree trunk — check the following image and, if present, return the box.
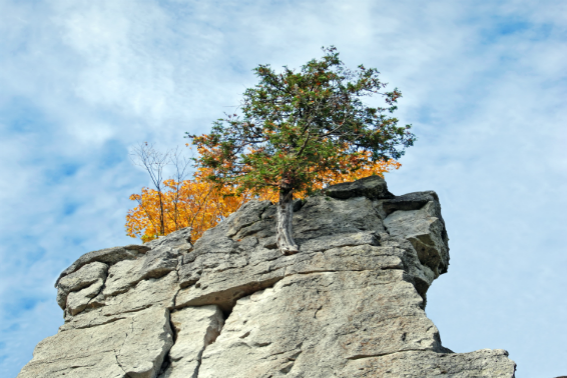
[158,191,165,236]
[277,187,299,255]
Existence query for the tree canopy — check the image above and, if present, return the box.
[186,47,415,254]
[187,46,415,196]
[126,159,401,243]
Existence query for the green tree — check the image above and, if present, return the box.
[187,47,415,254]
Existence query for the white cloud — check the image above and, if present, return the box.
[1,0,565,376]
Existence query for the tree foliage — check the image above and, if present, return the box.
[127,47,414,253]
[187,46,415,196]
[126,159,401,243]
[186,46,415,253]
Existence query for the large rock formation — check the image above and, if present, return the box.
[18,176,516,377]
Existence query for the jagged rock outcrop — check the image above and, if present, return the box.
[18,176,516,377]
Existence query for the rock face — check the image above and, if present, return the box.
[18,177,516,378]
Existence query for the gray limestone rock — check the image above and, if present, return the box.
[18,177,515,378]
[18,307,173,378]
[56,261,108,309]
[66,278,104,316]
[324,175,395,200]
[226,200,271,238]
[103,258,145,297]
[140,245,181,280]
[384,201,449,276]
[342,349,516,377]
[198,270,443,378]
[55,245,149,287]
[158,306,224,378]
[381,190,440,215]
[145,227,193,252]
[61,271,179,331]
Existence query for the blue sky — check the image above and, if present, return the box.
[1,0,565,377]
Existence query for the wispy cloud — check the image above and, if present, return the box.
[1,0,565,376]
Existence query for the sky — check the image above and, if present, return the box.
[0,0,565,377]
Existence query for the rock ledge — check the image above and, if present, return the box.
[18,177,516,378]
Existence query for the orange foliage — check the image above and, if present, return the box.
[126,157,400,243]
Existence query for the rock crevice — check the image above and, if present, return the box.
[18,176,516,378]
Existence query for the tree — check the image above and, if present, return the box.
[187,47,415,254]
[129,143,171,236]
[126,159,401,243]
[128,143,192,240]
[127,174,250,243]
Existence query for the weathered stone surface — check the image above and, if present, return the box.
[198,270,443,378]
[103,258,145,297]
[384,201,449,276]
[18,177,515,378]
[56,261,108,309]
[17,307,173,378]
[61,271,179,331]
[55,245,148,284]
[175,242,408,312]
[342,349,516,377]
[145,227,193,252]
[226,200,271,237]
[158,306,224,378]
[141,245,181,280]
[55,245,148,287]
[66,278,104,316]
[381,190,440,215]
[324,175,395,200]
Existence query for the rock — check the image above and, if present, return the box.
[17,307,173,378]
[324,175,395,200]
[145,227,193,252]
[198,270,442,378]
[158,306,224,378]
[118,308,174,378]
[297,230,380,252]
[18,178,515,378]
[342,349,517,378]
[66,278,104,316]
[384,201,449,276]
[56,261,108,309]
[55,245,148,287]
[61,271,179,331]
[103,258,145,297]
[140,245,181,280]
[381,190,440,215]
[226,200,271,237]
